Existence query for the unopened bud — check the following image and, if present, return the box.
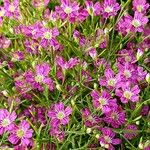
[95,134,100,139]
[2,90,9,97]
[136,49,143,61]
[86,128,92,134]
[146,73,150,83]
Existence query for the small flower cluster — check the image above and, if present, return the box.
[0,0,150,149]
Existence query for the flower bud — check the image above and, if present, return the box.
[146,73,150,83]
[2,90,9,97]
[95,134,100,139]
[86,128,92,134]
[136,49,143,61]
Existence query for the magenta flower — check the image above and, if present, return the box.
[115,83,140,103]
[0,109,16,135]
[137,66,147,81]
[55,56,79,70]
[48,102,72,127]
[32,0,50,7]
[117,63,137,83]
[101,0,120,18]
[88,48,97,60]
[117,14,133,35]
[85,1,101,16]
[117,49,135,63]
[20,22,43,39]
[99,127,121,149]
[104,106,125,128]
[24,39,39,54]
[141,105,149,116]
[99,68,120,90]
[8,120,33,146]
[91,90,117,113]
[132,0,149,13]
[55,0,79,22]
[12,51,24,62]
[77,8,89,22]
[49,126,65,142]
[0,35,11,49]
[131,12,148,32]
[4,0,20,19]
[124,124,138,140]
[81,108,101,127]
[25,63,54,91]
[38,27,59,48]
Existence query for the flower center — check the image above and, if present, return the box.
[99,98,107,105]
[111,112,118,120]
[44,31,52,39]
[105,6,113,13]
[137,5,143,12]
[0,9,5,17]
[123,91,132,99]
[125,56,131,62]
[107,78,116,87]
[9,5,16,12]
[16,129,25,138]
[88,115,93,121]
[64,6,72,14]
[1,118,10,127]
[132,19,141,28]
[57,111,65,120]
[124,70,131,78]
[35,75,44,83]
[104,136,112,143]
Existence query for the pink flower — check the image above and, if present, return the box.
[117,63,137,83]
[132,0,149,13]
[85,1,101,16]
[104,106,126,128]
[99,127,121,149]
[91,90,117,113]
[4,0,20,19]
[99,68,120,90]
[131,12,148,32]
[38,27,59,48]
[32,0,50,7]
[48,102,72,127]
[81,108,101,127]
[117,49,135,63]
[25,63,54,91]
[88,48,97,60]
[124,124,138,140]
[24,39,39,54]
[115,83,140,103]
[118,12,148,34]
[8,120,33,146]
[141,105,149,116]
[117,14,132,35]
[55,56,79,70]
[12,51,24,62]
[0,35,11,49]
[55,0,79,22]
[0,109,17,135]
[49,126,65,142]
[101,0,120,18]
